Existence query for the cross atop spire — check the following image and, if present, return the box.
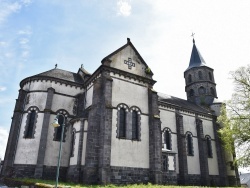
[191,32,195,44]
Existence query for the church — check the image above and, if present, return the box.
[1,38,238,186]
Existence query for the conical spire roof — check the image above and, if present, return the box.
[186,39,206,70]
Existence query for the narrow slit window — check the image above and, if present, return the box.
[187,133,194,156]
[165,129,172,150]
[25,110,36,138]
[206,136,213,158]
[55,115,64,141]
[119,108,126,138]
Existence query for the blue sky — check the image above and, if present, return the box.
[1,0,250,170]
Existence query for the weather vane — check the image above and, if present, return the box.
[81,64,84,68]
[55,64,57,69]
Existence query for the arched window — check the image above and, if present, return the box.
[53,111,68,142]
[24,110,36,138]
[119,108,126,138]
[189,89,194,97]
[188,74,192,83]
[55,115,64,141]
[209,72,213,81]
[198,86,205,95]
[163,128,172,150]
[206,135,213,158]
[198,71,203,80]
[186,132,194,156]
[210,87,215,96]
[132,110,139,140]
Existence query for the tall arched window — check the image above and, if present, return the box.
[132,110,139,140]
[55,115,64,141]
[163,128,172,150]
[119,108,126,138]
[188,74,192,83]
[186,132,194,156]
[24,110,36,138]
[198,71,203,80]
[206,135,213,158]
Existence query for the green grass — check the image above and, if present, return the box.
[11,178,235,188]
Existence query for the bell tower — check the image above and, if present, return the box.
[184,39,217,106]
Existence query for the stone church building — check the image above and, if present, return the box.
[2,38,238,186]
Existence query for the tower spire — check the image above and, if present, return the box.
[184,39,217,106]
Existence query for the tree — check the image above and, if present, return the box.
[217,65,250,168]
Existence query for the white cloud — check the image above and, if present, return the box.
[18,26,32,36]
[0,0,32,26]
[20,0,32,6]
[0,86,6,91]
[0,1,21,25]
[117,0,131,17]
[19,38,29,45]
[22,50,29,58]
[0,127,8,160]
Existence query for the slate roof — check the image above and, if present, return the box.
[34,68,84,84]
[158,93,211,114]
[186,39,207,71]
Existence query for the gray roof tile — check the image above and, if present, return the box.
[158,93,211,114]
[186,39,206,71]
[36,68,84,84]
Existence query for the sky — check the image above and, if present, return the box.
[0,0,250,171]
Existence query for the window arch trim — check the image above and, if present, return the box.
[116,104,129,139]
[23,106,39,139]
[205,135,213,158]
[53,109,69,142]
[116,104,141,141]
[162,127,172,150]
[186,131,194,156]
[130,106,141,141]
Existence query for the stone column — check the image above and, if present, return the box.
[98,71,113,184]
[176,110,188,185]
[148,88,162,184]
[2,89,27,177]
[83,71,113,184]
[196,117,210,186]
[34,87,55,178]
